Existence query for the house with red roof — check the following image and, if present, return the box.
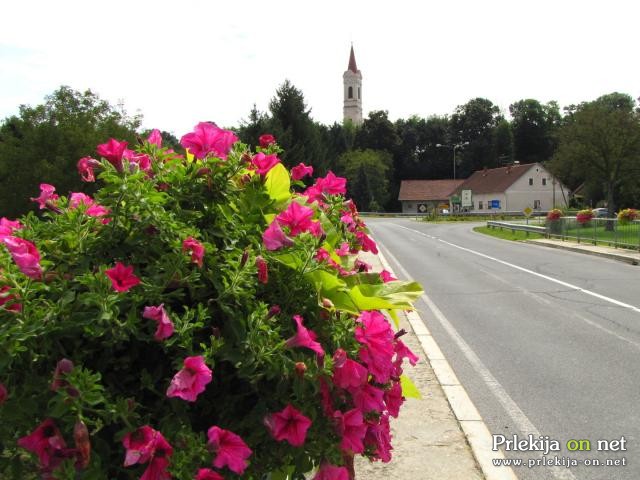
[398,179,464,213]
[451,162,568,213]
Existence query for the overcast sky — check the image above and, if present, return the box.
[1,0,638,137]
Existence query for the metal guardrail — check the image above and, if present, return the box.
[486,221,547,235]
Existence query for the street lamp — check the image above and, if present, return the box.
[436,142,469,180]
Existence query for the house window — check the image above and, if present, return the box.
[478,201,484,210]
[529,178,533,186]
[348,86,353,99]
[534,200,541,209]
[358,87,361,99]
[542,178,547,186]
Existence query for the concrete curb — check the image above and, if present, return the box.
[376,247,518,480]
[525,239,639,265]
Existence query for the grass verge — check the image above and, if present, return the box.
[473,226,544,241]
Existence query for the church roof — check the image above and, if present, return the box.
[347,45,359,73]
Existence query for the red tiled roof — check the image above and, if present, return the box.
[454,163,536,194]
[348,45,359,73]
[398,179,465,201]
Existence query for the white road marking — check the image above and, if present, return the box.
[396,224,640,315]
[378,237,579,480]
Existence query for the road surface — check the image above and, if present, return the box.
[367,218,640,480]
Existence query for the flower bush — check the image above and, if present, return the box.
[546,209,562,221]
[0,124,422,479]
[576,208,593,225]
[617,208,638,225]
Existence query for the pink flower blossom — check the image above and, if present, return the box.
[308,221,324,238]
[394,339,419,369]
[183,237,205,267]
[207,426,252,475]
[0,286,21,312]
[85,204,111,223]
[354,258,371,272]
[143,304,175,341]
[379,270,397,283]
[355,311,395,383]
[334,408,367,454]
[2,236,43,280]
[285,315,325,357]
[50,358,74,392]
[30,184,59,210]
[97,138,128,170]
[148,129,163,148]
[340,212,355,227]
[351,384,385,414]
[314,463,349,480]
[196,469,224,480]
[0,217,22,241]
[291,163,313,181]
[140,455,171,480]
[18,418,72,472]
[262,220,293,251]
[335,242,350,256]
[265,404,312,447]
[355,231,378,254]
[316,171,347,196]
[77,157,100,182]
[332,355,368,390]
[166,355,212,402]
[251,152,280,175]
[123,149,152,173]
[105,262,140,292]
[256,256,268,284]
[276,202,315,236]
[0,383,7,404]
[259,134,276,148]
[384,381,404,418]
[364,414,392,462]
[315,248,331,262]
[123,426,156,466]
[69,192,94,208]
[180,122,238,160]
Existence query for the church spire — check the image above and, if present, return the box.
[348,45,359,73]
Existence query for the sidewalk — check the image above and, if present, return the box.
[526,238,640,265]
[355,251,516,480]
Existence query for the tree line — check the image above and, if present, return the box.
[1,83,639,216]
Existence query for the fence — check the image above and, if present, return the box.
[547,217,640,250]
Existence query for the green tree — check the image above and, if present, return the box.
[336,149,393,211]
[0,86,140,217]
[550,93,640,216]
[509,99,560,163]
[236,103,270,148]
[494,118,514,165]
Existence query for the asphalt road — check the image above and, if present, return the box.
[366,218,640,480]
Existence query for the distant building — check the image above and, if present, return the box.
[398,179,464,214]
[451,162,568,212]
[343,45,363,125]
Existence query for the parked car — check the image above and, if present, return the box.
[592,208,610,218]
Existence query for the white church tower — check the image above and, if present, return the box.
[343,45,363,125]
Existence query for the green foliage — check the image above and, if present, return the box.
[0,86,141,218]
[336,149,392,211]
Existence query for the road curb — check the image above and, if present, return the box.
[376,247,518,480]
[525,240,639,265]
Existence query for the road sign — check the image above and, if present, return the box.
[523,207,533,217]
[417,203,428,213]
[461,190,472,207]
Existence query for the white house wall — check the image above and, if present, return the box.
[505,165,567,211]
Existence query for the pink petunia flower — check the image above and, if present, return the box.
[276,202,315,236]
[123,149,152,173]
[0,217,22,241]
[262,220,293,251]
[308,221,324,238]
[180,122,238,160]
[353,258,371,273]
[291,163,313,181]
[207,426,252,475]
[85,204,111,223]
[143,304,174,341]
[315,171,347,196]
[105,262,141,292]
[256,256,268,284]
[384,381,404,418]
[351,384,385,414]
[30,184,59,210]
[77,157,101,182]
[285,315,325,357]
[147,129,163,148]
[332,355,368,390]
[394,339,419,369]
[123,425,156,466]
[251,152,280,175]
[379,270,397,283]
[50,358,74,392]
[264,404,312,447]
[335,242,350,256]
[195,468,224,480]
[355,311,395,383]
[355,231,378,254]
[166,355,212,402]
[0,383,7,404]
[69,192,94,208]
[364,414,392,462]
[314,463,349,480]
[97,138,128,171]
[183,237,205,267]
[333,408,367,454]
[18,418,73,472]
[259,134,276,148]
[0,285,21,312]
[2,236,43,280]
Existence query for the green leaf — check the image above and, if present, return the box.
[264,163,291,204]
[400,374,422,399]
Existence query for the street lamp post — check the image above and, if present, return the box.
[436,142,469,180]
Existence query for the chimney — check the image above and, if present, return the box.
[482,167,488,177]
